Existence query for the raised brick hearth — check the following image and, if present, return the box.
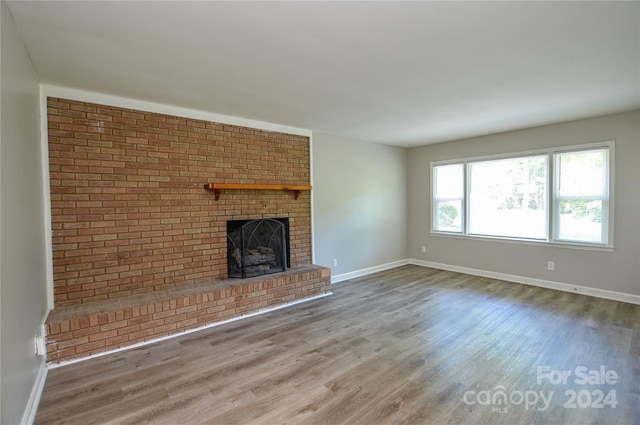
[46,265,331,364]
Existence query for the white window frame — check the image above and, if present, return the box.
[467,153,548,241]
[432,162,465,234]
[552,146,612,246]
[430,141,614,250]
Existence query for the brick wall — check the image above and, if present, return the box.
[47,98,312,307]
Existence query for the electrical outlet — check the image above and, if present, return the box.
[34,335,46,356]
[333,259,338,267]
[547,261,555,271]
[421,246,426,253]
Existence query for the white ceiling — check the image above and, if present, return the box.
[7,1,640,147]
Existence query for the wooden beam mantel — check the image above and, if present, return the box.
[204,183,312,201]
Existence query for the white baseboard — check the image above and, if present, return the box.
[410,259,640,305]
[48,292,332,369]
[331,259,410,284]
[21,359,47,425]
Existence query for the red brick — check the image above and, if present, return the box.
[48,98,330,358]
[47,97,312,307]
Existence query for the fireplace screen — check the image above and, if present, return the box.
[227,218,289,278]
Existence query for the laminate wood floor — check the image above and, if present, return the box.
[35,265,640,425]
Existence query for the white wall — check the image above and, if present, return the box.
[312,132,408,278]
[407,111,640,297]
[1,2,49,423]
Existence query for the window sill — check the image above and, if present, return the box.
[430,231,614,253]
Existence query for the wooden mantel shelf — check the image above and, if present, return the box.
[204,183,312,200]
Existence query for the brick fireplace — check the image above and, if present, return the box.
[44,98,330,363]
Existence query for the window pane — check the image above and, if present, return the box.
[558,149,606,197]
[435,164,463,198]
[469,156,547,239]
[435,200,462,232]
[558,200,603,242]
[556,148,608,244]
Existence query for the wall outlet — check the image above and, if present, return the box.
[421,246,426,253]
[34,335,46,356]
[333,259,338,267]
[547,261,555,271]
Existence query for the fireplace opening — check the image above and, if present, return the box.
[227,218,290,278]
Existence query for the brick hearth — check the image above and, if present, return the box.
[46,265,331,364]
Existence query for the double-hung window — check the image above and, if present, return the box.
[554,148,610,244]
[433,164,464,233]
[431,142,613,247]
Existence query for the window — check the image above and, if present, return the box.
[431,143,613,247]
[555,149,609,244]
[469,155,547,240]
[433,164,464,233]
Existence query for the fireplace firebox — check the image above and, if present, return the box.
[227,218,290,278]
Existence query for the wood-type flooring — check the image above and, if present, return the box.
[35,265,640,424]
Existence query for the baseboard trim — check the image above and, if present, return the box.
[21,359,47,425]
[48,292,332,369]
[20,312,51,424]
[331,259,410,284]
[409,259,640,306]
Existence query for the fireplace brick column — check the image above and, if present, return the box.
[47,97,312,306]
[44,98,327,365]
